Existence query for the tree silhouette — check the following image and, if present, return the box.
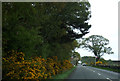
[79,35,114,61]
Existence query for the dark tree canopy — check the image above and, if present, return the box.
[2,2,91,60]
[79,35,114,61]
[59,2,91,42]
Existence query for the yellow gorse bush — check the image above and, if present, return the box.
[2,50,73,80]
[96,61,102,64]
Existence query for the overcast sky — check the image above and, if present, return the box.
[76,0,119,60]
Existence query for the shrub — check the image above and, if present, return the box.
[96,61,102,65]
[2,50,73,80]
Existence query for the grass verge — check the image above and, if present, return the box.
[51,66,76,80]
[92,66,120,73]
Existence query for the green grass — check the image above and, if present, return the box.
[51,66,76,80]
[92,66,120,73]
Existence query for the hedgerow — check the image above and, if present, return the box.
[2,50,73,80]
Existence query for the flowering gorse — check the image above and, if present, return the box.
[96,61,102,65]
[2,50,73,80]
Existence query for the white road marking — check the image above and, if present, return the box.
[85,67,96,73]
[84,66,115,81]
[98,73,101,75]
[106,78,112,81]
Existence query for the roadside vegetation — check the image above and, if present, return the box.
[90,60,120,73]
[81,57,120,73]
[92,65,120,73]
[52,66,76,80]
[2,2,91,80]
[95,61,120,73]
[2,50,73,80]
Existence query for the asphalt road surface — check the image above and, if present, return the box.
[65,64,120,81]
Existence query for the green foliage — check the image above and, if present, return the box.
[82,56,95,65]
[52,66,76,80]
[93,65,120,73]
[80,35,114,61]
[2,2,91,61]
[73,52,81,61]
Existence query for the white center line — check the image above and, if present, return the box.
[85,67,96,73]
[98,73,101,75]
[106,78,112,81]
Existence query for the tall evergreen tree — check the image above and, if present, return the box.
[2,2,91,60]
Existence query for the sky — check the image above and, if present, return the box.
[75,0,119,60]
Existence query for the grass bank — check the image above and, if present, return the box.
[51,66,76,80]
[92,65,120,73]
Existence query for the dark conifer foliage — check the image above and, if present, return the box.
[2,2,91,60]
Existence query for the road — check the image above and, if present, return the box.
[65,64,120,81]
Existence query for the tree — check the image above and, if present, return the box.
[2,3,43,58]
[71,51,81,65]
[35,2,91,43]
[58,2,91,42]
[2,2,91,61]
[72,52,81,61]
[79,35,114,61]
